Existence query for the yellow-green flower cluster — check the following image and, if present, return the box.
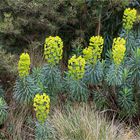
[18,53,30,77]
[33,93,50,123]
[44,36,63,65]
[68,55,85,80]
[112,37,126,65]
[123,8,137,31]
[83,36,104,65]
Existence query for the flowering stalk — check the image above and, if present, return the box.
[123,8,137,32]
[44,36,63,65]
[112,37,126,66]
[68,55,85,80]
[33,93,50,123]
[83,36,104,65]
[18,53,30,77]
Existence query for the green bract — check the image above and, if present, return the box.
[18,53,30,77]
[33,93,50,123]
[112,37,126,66]
[123,8,137,31]
[68,55,86,80]
[44,36,63,65]
[83,36,104,65]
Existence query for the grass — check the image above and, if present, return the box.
[1,103,140,140]
[51,104,138,140]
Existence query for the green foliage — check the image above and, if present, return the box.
[0,49,17,75]
[13,76,37,105]
[0,86,4,97]
[31,67,45,93]
[42,64,63,96]
[0,97,8,125]
[118,87,138,118]
[93,91,108,110]
[127,48,140,87]
[0,12,16,34]
[84,60,104,85]
[121,68,132,87]
[0,0,133,55]
[71,38,84,56]
[65,77,89,102]
[35,121,56,140]
[106,64,123,86]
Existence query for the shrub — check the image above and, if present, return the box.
[0,49,17,76]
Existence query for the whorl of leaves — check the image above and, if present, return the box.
[84,61,104,85]
[127,48,140,87]
[35,121,56,140]
[42,64,63,96]
[118,87,137,118]
[13,76,37,105]
[31,67,45,94]
[65,77,89,102]
[106,64,123,86]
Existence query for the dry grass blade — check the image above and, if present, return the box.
[51,104,137,140]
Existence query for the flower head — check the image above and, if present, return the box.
[123,8,137,31]
[33,93,50,123]
[18,53,30,77]
[44,36,63,65]
[68,55,85,80]
[112,37,126,65]
[83,36,104,65]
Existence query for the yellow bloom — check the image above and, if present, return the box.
[123,8,137,31]
[83,36,104,65]
[33,93,50,123]
[44,36,64,65]
[18,53,30,77]
[112,37,126,65]
[68,55,85,80]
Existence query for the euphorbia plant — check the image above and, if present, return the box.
[42,36,64,98]
[33,93,54,140]
[14,53,37,105]
[83,35,104,85]
[65,55,89,102]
